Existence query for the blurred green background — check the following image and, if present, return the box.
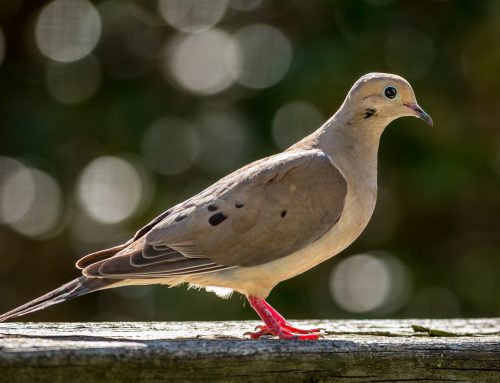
[0,0,499,323]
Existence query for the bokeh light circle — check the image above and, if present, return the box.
[8,169,64,238]
[0,160,35,224]
[76,156,144,224]
[158,0,228,33]
[230,24,292,89]
[0,158,64,238]
[164,29,240,95]
[329,252,411,314]
[35,0,102,62]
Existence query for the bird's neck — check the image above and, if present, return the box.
[314,104,392,180]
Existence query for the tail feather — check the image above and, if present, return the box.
[0,277,116,322]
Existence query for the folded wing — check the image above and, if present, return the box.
[81,149,347,278]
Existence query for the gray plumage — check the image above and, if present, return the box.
[0,72,432,324]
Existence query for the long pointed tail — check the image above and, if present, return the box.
[0,277,116,322]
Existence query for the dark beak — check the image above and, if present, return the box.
[405,103,433,127]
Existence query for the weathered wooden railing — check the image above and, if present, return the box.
[0,319,499,382]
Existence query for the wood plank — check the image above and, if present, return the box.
[0,319,499,382]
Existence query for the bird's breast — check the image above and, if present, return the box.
[268,177,377,280]
[196,175,377,298]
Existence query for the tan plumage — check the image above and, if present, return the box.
[0,73,432,339]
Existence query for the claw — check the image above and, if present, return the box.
[245,325,273,339]
[244,329,269,339]
[245,296,323,341]
[245,323,322,340]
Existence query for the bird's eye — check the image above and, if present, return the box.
[384,86,398,100]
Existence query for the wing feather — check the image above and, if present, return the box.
[81,149,347,279]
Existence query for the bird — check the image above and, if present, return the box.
[0,73,432,340]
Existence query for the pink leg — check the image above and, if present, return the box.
[260,300,323,334]
[244,295,322,340]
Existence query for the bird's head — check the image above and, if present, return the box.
[345,72,433,127]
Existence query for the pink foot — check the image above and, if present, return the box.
[259,300,324,334]
[254,323,323,335]
[244,295,323,341]
[245,327,321,340]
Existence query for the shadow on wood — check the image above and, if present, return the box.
[0,319,499,382]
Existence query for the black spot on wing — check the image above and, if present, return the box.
[208,212,227,226]
[235,203,244,208]
[207,204,218,212]
[281,210,287,218]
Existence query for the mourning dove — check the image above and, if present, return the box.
[0,73,432,340]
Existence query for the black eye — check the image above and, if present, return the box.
[384,86,397,99]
